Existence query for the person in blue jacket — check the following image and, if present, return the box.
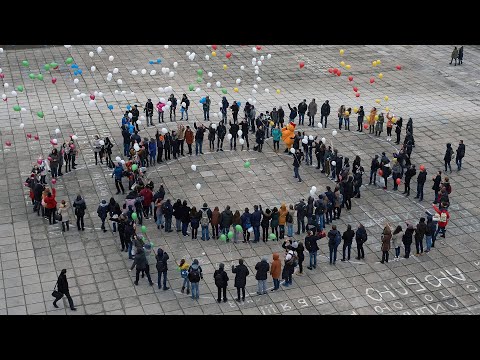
[250,205,261,243]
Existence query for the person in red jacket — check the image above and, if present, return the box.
[433,203,450,238]
[44,188,57,225]
[139,186,153,219]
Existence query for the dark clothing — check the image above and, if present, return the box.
[213,269,229,288]
[232,264,249,288]
[255,260,270,280]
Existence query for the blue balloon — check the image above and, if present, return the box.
[199,97,206,104]
[73,70,78,75]
[156,59,162,63]
[237,101,241,107]
[126,105,131,110]
[71,64,79,69]
[77,69,82,75]
[149,60,154,65]
[108,105,114,110]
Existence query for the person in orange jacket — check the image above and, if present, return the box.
[270,253,282,291]
[433,203,450,238]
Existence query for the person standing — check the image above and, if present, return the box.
[255,256,270,295]
[199,203,212,241]
[455,140,465,171]
[214,263,229,303]
[168,94,177,121]
[381,224,392,264]
[221,96,229,122]
[230,100,239,123]
[180,94,190,120]
[415,166,427,201]
[395,117,403,144]
[255,125,265,152]
[337,105,345,130]
[189,207,201,240]
[450,46,458,65]
[305,230,320,269]
[356,106,365,131]
[207,124,216,151]
[185,125,194,155]
[211,206,221,240]
[402,223,414,258]
[287,204,295,237]
[403,164,416,196]
[369,155,380,185]
[272,124,281,152]
[92,135,103,165]
[458,46,464,65]
[295,240,305,275]
[155,248,170,290]
[297,99,307,125]
[203,96,211,121]
[52,269,76,310]
[328,225,341,265]
[193,122,205,155]
[392,225,403,260]
[293,148,304,182]
[220,205,233,236]
[444,143,454,173]
[320,100,330,128]
[130,247,154,286]
[188,259,203,300]
[432,170,442,204]
[355,223,367,260]
[97,199,109,233]
[177,124,185,156]
[270,253,282,291]
[307,99,317,127]
[178,259,190,295]
[73,195,86,231]
[433,203,450,238]
[216,121,226,151]
[295,198,306,234]
[57,200,70,232]
[282,250,295,287]
[156,99,166,123]
[425,216,435,253]
[144,98,154,126]
[232,259,249,302]
[341,224,355,261]
[251,205,261,243]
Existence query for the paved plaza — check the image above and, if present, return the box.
[1,44,480,315]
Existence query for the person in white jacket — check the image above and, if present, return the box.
[57,200,70,232]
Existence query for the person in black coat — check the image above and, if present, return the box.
[444,143,454,173]
[53,269,76,310]
[232,259,249,302]
[130,247,154,286]
[455,140,465,171]
[344,176,354,210]
[402,224,414,258]
[216,122,227,151]
[240,120,250,150]
[229,121,239,150]
[305,230,321,269]
[415,167,427,201]
[356,106,365,131]
[341,225,355,261]
[355,224,367,260]
[155,248,170,290]
[321,100,330,128]
[255,126,265,152]
[180,200,191,237]
[403,165,416,196]
[432,171,442,204]
[295,241,305,275]
[394,117,403,144]
[213,263,229,303]
[255,257,270,295]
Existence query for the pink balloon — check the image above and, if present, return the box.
[0,74,5,79]
[37,159,43,165]
[90,94,95,100]
[51,179,57,184]
[26,133,32,139]
[5,141,12,146]
[34,135,39,140]
[51,78,57,84]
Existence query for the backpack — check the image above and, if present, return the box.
[335,231,342,246]
[180,269,188,279]
[214,271,225,287]
[440,212,447,223]
[201,209,210,226]
[287,254,298,267]
[446,184,452,194]
[156,257,166,273]
[286,212,293,224]
[188,268,200,282]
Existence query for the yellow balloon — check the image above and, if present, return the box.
[269,121,274,126]
[353,107,358,113]
[233,87,239,92]
[276,89,281,94]
[372,61,377,67]
[346,64,351,70]
[392,117,396,123]
[377,59,381,65]
[340,49,345,56]
[212,51,217,57]
[374,114,379,121]
[384,95,389,101]
[344,111,350,117]
[223,64,228,70]
[385,106,390,112]
[378,73,384,79]
[375,99,381,104]
[340,61,345,67]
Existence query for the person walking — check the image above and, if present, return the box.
[450,46,458,65]
[270,253,282,291]
[130,247,154,286]
[73,195,86,231]
[320,100,330,128]
[188,259,203,300]
[232,259,249,302]
[255,256,270,295]
[458,46,464,65]
[52,269,76,310]
[305,229,320,269]
[444,143,454,173]
[341,224,355,261]
[392,225,403,260]
[455,140,465,171]
[381,224,392,263]
[97,199,109,233]
[355,223,367,260]
[328,225,341,265]
[178,259,190,295]
[155,248,170,290]
[214,263,229,303]
[402,223,414,258]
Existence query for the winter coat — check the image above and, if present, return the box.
[216,124,227,139]
[44,191,57,210]
[232,264,249,288]
[92,138,102,153]
[132,250,148,271]
[188,263,203,283]
[213,269,229,288]
[251,209,261,227]
[185,129,194,145]
[456,144,465,159]
[240,212,252,229]
[342,230,355,246]
[321,103,330,116]
[57,204,70,222]
[97,202,109,220]
[73,198,86,217]
[220,209,233,228]
[452,48,459,59]
[417,171,427,185]
[433,205,450,228]
[56,273,69,294]
[381,230,392,251]
[355,227,367,244]
[375,114,384,132]
[279,205,288,225]
[180,205,191,223]
[270,211,279,228]
[255,259,270,280]
[328,230,341,247]
[444,145,454,162]
[308,101,318,116]
[391,231,403,248]
[211,209,221,226]
[305,235,320,252]
[432,175,442,191]
[296,242,305,261]
[270,253,282,279]
[272,128,281,141]
[261,211,271,227]
[402,228,414,246]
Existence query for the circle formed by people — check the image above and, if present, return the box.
[0,44,477,315]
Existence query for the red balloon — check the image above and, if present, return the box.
[54,66,59,70]
[396,178,401,185]
[212,45,217,50]
[51,78,57,84]
[34,135,39,140]
[328,68,333,73]
[396,65,402,70]
[370,77,375,84]
[348,76,353,81]
[256,45,262,50]
[0,74,4,79]
[2,98,7,102]
[51,178,57,184]
[90,94,95,100]
[5,141,11,146]
[337,71,341,76]
[353,86,358,92]
[378,169,383,177]
[226,52,232,59]
[420,165,425,171]
[48,156,52,161]
[26,133,32,138]
[364,124,368,129]
[333,68,338,74]
[355,93,360,98]
[299,62,305,69]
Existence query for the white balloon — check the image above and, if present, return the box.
[311,186,317,192]
[248,227,254,233]
[252,47,257,53]
[169,71,175,77]
[173,62,178,68]
[181,102,186,107]
[52,139,58,144]
[195,88,201,93]
[121,160,126,165]
[1,94,5,99]
[211,123,217,129]
[73,89,80,95]
[205,55,210,60]
[162,128,168,134]
[96,46,103,54]
[240,66,245,70]
[115,156,121,162]
[206,82,212,88]
[239,138,245,145]
[113,68,119,74]
[90,66,96,72]
[159,97,166,103]
[72,135,78,140]
[164,45,169,49]
[252,89,257,94]
[331,161,336,166]
[20,123,25,129]
[216,81,221,87]
[227,134,233,140]
[257,61,262,66]
[141,69,147,75]
[0,49,3,53]
[254,66,259,70]
[252,57,257,62]
[309,135,314,141]
[167,101,172,106]
[98,92,103,97]
[131,70,138,75]
[4,83,9,88]
[290,148,296,154]
[117,79,123,85]
[302,138,308,144]
[191,164,197,171]
[237,130,243,137]
[260,56,265,61]
[134,144,140,151]
[165,86,173,92]
[150,70,157,76]
[254,70,259,75]
[121,91,127,95]
[55,128,61,134]
[71,97,75,101]
[21,107,26,112]
[253,84,258,89]
[332,130,337,136]
[89,51,94,57]
[11,90,17,96]
[256,77,262,82]
[63,45,71,49]
[318,123,323,128]
[186,51,191,56]
[267,54,272,59]
[89,99,96,106]
[99,140,105,146]
[158,87,164,93]
[109,55,114,61]
[196,183,201,190]
[137,120,142,125]
[265,88,269,93]
[188,54,195,61]
[208,72,213,77]
[128,113,133,118]
[236,78,241,84]
[73,78,79,84]
[52,106,59,111]
[321,137,326,143]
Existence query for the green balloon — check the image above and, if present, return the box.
[196,77,202,83]
[17,85,24,92]
[65,57,74,64]
[269,233,277,240]
[197,69,203,76]
[36,111,44,118]
[131,212,138,220]
[141,225,147,233]
[50,62,58,68]
[132,164,138,171]
[221,88,227,94]
[22,60,29,67]
[13,105,21,112]
[44,64,50,71]
[243,161,251,168]
[227,231,234,239]
[219,234,227,242]
[28,73,36,80]
[37,74,44,81]
[235,224,243,232]
[188,84,194,91]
